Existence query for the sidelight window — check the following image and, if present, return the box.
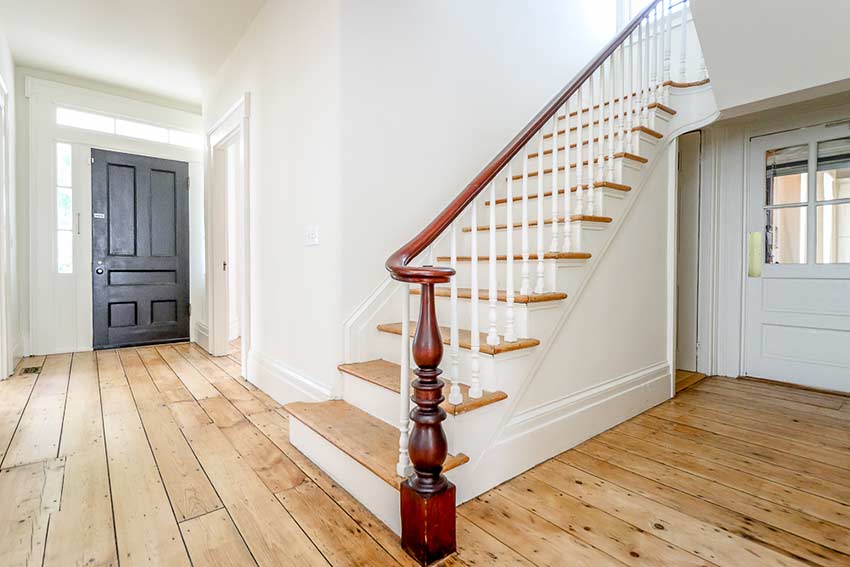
[56,142,73,274]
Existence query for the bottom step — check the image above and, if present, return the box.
[285,400,469,535]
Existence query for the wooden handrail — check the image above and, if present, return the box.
[386,0,662,284]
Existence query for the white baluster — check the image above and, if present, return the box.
[520,146,531,296]
[663,0,672,104]
[696,2,707,81]
[649,7,657,106]
[427,244,435,266]
[535,133,545,294]
[656,1,664,105]
[486,182,499,346]
[640,16,649,127]
[504,164,517,342]
[469,204,482,399]
[562,98,573,253]
[625,29,634,155]
[396,287,411,477]
[575,84,584,218]
[549,113,560,253]
[596,67,605,188]
[679,0,689,83]
[587,71,596,217]
[607,55,616,185]
[448,221,462,405]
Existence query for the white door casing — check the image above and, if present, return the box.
[744,124,850,392]
[205,93,251,377]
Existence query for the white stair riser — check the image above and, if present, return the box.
[342,372,399,427]
[440,257,587,294]
[411,293,564,342]
[369,330,536,393]
[458,216,612,253]
[479,186,632,227]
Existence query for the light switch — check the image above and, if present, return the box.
[304,224,320,246]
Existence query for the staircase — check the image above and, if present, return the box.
[285,1,718,564]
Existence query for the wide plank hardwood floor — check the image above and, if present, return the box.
[1,345,849,566]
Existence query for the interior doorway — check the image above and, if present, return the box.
[675,131,706,391]
[205,93,251,379]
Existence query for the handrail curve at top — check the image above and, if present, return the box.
[386,0,663,284]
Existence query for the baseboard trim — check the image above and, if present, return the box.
[461,362,670,501]
[247,350,332,404]
[194,322,210,351]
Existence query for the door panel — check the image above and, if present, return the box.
[745,126,850,392]
[92,149,189,349]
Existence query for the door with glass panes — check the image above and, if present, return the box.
[744,125,850,393]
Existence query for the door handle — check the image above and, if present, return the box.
[95,267,104,275]
[748,232,763,277]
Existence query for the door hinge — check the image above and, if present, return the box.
[187,177,190,190]
[90,157,95,165]
[188,303,192,316]
[223,261,227,271]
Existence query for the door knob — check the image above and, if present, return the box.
[95,267,104,275]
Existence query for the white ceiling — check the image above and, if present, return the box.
[0,0,265,107]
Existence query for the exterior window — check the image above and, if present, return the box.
[816,138,850,263]
[116,119,169,143]
[56,107,115,134]
[56,142,73,274]
[56,106,201,149]
[765,144,808,264]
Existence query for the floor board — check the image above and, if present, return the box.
[2,348,848,567]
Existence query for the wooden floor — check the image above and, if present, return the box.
[675,368,707,393]
[2,346,849,567]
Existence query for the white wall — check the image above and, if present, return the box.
[338,0,617,318]
[204,0,617,397]
[203,0,343,396]
[0,28,17,374]
[692,0,850,117]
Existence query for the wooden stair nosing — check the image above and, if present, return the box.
[462,215,612,233]
[285,399,469,489]
[435,251,591,262]
[485,183,631,206]
[543,123,664,141]
[377,322,541,356]
[554,82,700,120]
[663,78,711,89]
[410,287,568,304]
[513,156,647,181]
[338,359,508,416]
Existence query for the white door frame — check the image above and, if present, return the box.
[204,93,251,378]
[0,73,12,377]
[24,76,203,355]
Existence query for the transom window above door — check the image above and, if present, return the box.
[763,136,850,265]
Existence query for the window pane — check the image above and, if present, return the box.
[766,206,807,264]
[816,137,850,201]
[169,129,202,148]
[56,142,72,187]
[766,144,808,205]
[817,203,850,263]
[57,230,73,274]
[57,186,72,230]
[56,107,115,134]
[115,119,169,143]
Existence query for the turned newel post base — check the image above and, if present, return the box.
[400,480,456,565]
[400,281,456,565]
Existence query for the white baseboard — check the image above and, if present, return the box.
[194,322,210,351]
[460,362,671,502]
[247,349,332,405]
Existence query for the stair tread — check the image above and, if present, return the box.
[544,124,663,141]
[286,399,469,488]
[338,359,508,416]
[463,215,612,232]
[411,287,567,304]
[436,251,591,261]
[486,183,631,206]
[513,155,646,180]
[377,322,541,355]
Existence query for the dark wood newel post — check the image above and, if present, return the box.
[400,281,456,566]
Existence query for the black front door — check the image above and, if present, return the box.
[92,149,190,349]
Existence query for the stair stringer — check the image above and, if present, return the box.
[450,85,721,502]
